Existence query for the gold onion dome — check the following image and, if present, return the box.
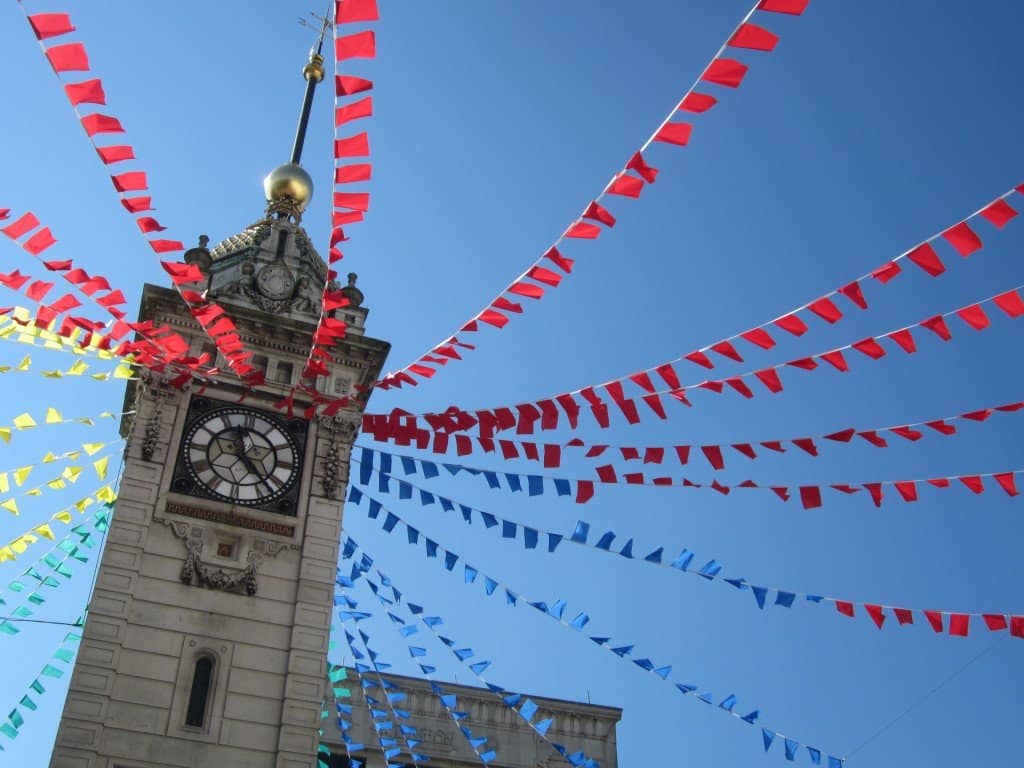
[263,163,314,213]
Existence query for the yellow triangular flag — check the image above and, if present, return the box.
[96,486,116,503]
[0,474,8,494]
[1,498,19,515]
[0,547,12,562]
[17,355,31,371]
[46,478,66,490]
[34,524,55,541]
[13,466,32,486]
[81,443,104,456]
[53,510,72,524]
[41,452,58,464]
[65,359,89,376]
[99,412,116,420]
[11,538,29,553]
[76,418,94,426]
[0,428,10,444]
[90,373,109,381]
[13,413,36,430]
[63,466,82,483]
[64,451,81,461]
[45,407,63,424]
[43,370,63,379]
[93,457,110,481]
[75,496,94,511]
[26,487,43,497]
[113,364,134,380]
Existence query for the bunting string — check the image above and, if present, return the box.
[0,484,118,564]
[345,562,601,767]
[0,352,135,384]
[15,7,262,382]
[0,209,201,376]
[341,533,839,765]
[0,406,123,445]
[0,439,116,490]
[1,223,212,387]
[321,664,364,768]
[0,506,110,639]
[349,483,1024,640]
[362,397,1024,473]
[287,0,379,405]
[337,628,428,768]
[337,599,483,767]
[0,306,125,362]
[378,0,814,390]
[547,183,1022,397]
[0,451,116,518]
[0,208,133,331]
[354,445,1024,508]
[365,281,1024,437]
[0,621,83,747]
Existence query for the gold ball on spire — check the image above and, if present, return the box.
[263,163,314,212]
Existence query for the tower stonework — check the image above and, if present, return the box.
[49,203,389,766]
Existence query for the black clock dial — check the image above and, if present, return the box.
[181,406,300,506]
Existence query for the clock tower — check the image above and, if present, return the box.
[49,35,389,768]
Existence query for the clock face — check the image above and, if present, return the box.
[180,405,301,507]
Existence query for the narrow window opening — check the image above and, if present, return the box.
[252,355,269,375]
[185,656,214,728]
[275,361,294,384]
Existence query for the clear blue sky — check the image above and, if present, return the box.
[0,1,1022,766]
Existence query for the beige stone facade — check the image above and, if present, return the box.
[319,670,621,768]
[49,217,390,767]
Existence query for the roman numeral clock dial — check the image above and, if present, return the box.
[172,400,306,515]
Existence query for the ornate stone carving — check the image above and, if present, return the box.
[140,370,188,462]
[318,414,358,499]
[159,518,291,597]
[210,257,327,318]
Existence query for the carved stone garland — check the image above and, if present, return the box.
[140,370,189,462]
[318,414,358,500]
[159,518,291,597]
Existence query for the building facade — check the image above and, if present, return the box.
[319,670,621,768]
[49,164,391,767]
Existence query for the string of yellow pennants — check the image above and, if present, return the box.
[0,484,117,564]
[0,407,123,445]
[0,451,117,518]
[0,353,134,383]
[0,306,120,360]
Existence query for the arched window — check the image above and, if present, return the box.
[185,655,215,728]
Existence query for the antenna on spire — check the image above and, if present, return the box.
[297,3,333,56]
[290,1,334,165]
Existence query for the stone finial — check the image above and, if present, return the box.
[184,234,213,275]
[340,272,364,308]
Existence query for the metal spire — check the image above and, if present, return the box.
[290,2,334,165]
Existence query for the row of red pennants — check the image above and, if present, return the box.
[357,445,1022,509]
[378,181,1024,397]
[0,207,228,382]
[363,398,1024,471]
[348,476,1024,641]
[18,9,262,383]
[289,0,381,389]
[380,0,816,388]
[365,280,1024,435]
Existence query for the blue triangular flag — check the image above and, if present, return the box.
[752,585,768,609]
